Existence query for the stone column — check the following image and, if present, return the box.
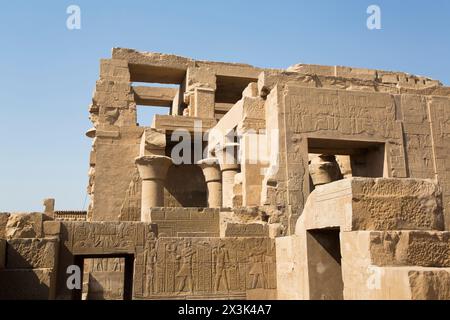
[197,158,222,208]
[309,154,342,187]
[135,155,172,218]
[216,143,240,208]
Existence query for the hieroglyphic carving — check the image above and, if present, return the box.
[148,208,220,237]
[248,246,267,289]
[142,237,276,299]
[144,242,157,295]
[62,222,154,254]
[118,168,141,221]
[277,85,409,233]
[285,87,397,138]
[400,94,435,179]
[428,96,450,229]
[224,223,269,237]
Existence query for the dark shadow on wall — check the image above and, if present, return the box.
[164,164,207,207]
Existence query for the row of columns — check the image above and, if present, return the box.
[135,143,240,217]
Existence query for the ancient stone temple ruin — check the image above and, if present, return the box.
[1,48,450,300]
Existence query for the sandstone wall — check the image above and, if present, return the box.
[261,83,450,233]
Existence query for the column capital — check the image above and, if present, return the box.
[215,142,240,172]
[135,155,172,180]
[197,157,221,183]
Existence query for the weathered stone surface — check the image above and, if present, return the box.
[5,213,43,239]
[409,269,450,299]
[143,207,219,237]
[91,126,143,221]
[342,265,450,300]
[335,66,377,81]
[298,178,443,232]
[6,238,59,269]
[373,231,450,267]
[340,231,450,299]
[340,230,450,267]
[223,223,269,237]
[351,178,443,230]
[60,221,156,255]
[43,221,62,237]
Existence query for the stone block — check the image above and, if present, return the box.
[5,213,43,239]
[186,66,217,92]
[100,59,130,81]
[193,87,215,118]
[223,223,269,237]
[146,208,165,221]
[335,66,377,81]
[0,268,55,299]
[341,264,450,300]
[275,235,307,300]
[379,72,399,84]
[299,178,444,232]
[149,208,219,237]
[409,268,450,299]
[340,230,450,299]
[286,63,335,77]
[43,221,61,236]
[189,208,220,220]
[341,230,450,267]
[7,238,59,269]
[164,207,191,220]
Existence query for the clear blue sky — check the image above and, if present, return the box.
[0,1,449,212]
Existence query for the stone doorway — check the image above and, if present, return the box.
[306,228,343,300]
[71,254,134,300]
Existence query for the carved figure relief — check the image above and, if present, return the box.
[176,240,196,293]
[142,238,276,298]
[119,169,141,221]
[213,242,230,292]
